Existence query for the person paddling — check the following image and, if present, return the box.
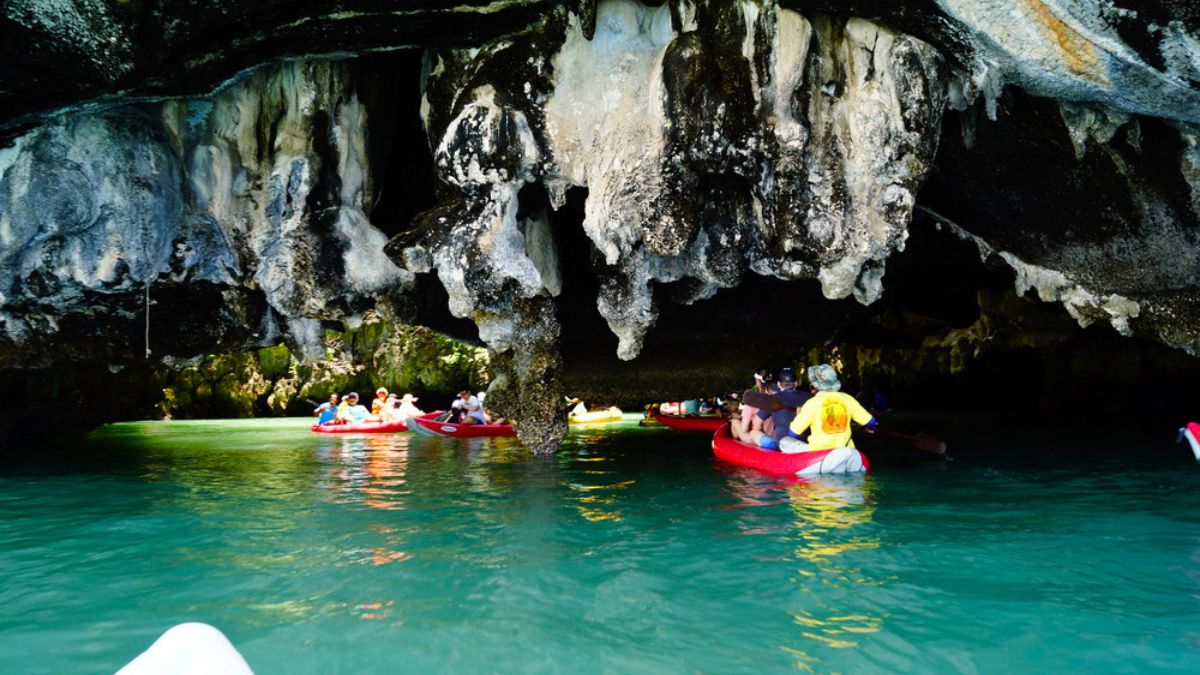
[755,367,810,450]
[780,364,876,454]
[314,393,339,426]
[452,390,486,425]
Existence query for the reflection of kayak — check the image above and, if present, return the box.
[711,423,868,476]
[654,413,725,432]
[409,412,517,438]
[311,419,408,434]
[569,407,623,424]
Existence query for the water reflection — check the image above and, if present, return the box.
[782,477,881,664]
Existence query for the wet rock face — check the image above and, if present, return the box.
[0,60,410,369]
[387,1,946,451]
[2,0,1200,450]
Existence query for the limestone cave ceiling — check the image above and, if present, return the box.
[1,0,1198,451]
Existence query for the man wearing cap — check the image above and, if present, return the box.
[336,392,372,424]
[451,390,486,425]
[780,364,876,453]
[755,367,810,450]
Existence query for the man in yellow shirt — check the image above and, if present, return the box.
[780,364,877,453]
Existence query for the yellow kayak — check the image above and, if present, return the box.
[569,406,623,424]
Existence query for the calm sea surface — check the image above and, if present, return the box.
[2,416,1199,673]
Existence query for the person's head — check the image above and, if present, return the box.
[345,392,360,404]
[376,387,388,399]
[753,369,775,393]
[807,364,842,392]
[329,393,339,404]
[777,367,798,390]
[458,389,472,400]
[401,393,419,404]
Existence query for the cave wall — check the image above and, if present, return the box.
[1,0,1199,451]
[0,58,411,371]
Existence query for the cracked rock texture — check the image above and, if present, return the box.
[2,0,1200,450]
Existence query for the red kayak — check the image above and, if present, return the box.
[711,424,868,476]
[311,419,408,434]
[1180,421,1200,462]
[653,413,725,432]
[408,411,517,438]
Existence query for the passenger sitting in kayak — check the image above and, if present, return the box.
[337,392,373,424]
[394,393,424,421]
[699,398,715,415]
[733,370,774,443]
[314,393,340,425]
[452,390,487,425]
[755,367,809,450]
[780,364,876,454]
[371,388,389,417]
[681,399,701,416]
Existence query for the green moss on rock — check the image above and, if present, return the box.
[160,315,489,418]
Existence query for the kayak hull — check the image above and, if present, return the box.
[311,419,408,434]
[711,424,868,476]
[410,412,517,438]
[570,407,623,424]
[654,413,725,432]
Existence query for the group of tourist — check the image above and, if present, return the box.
[313,388,425,426]
[730,363,877,453]
[657,398,728,416]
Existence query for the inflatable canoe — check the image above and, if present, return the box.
[569,406,623,424]
[711,424,868,476]
[1179,422,1200,461]
[654,413,725,432]
[311,419,408,434]
[408,411,517,438]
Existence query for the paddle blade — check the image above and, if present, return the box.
[911,433,947,456]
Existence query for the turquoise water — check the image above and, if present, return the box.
[3,416,1200,673]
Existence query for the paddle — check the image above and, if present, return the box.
[742,390,950,459]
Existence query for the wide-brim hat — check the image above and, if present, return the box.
[807,364,842,392]
[400,394,419,403]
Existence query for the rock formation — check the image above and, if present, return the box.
[1,1,1198,451]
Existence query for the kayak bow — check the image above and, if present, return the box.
[409,412,517,438]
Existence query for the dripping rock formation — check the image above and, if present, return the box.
[1,1,1198,451]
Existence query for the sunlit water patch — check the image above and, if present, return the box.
[2,416,1200,673]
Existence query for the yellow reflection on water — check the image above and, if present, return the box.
[781,477,884,661]
[567,477,636,523]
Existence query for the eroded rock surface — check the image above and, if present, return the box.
[1,0,1199,450]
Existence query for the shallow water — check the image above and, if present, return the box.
[2,416,1200,673]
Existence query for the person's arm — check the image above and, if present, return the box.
[789,399,815,438]
[848,396,877,431]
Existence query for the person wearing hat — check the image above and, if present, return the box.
[336,392,372,424]
[780,364,876,454]
[754,367,811,450]
[451,389,486,425]
[371,387,390,418]
[395,393,425,422]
